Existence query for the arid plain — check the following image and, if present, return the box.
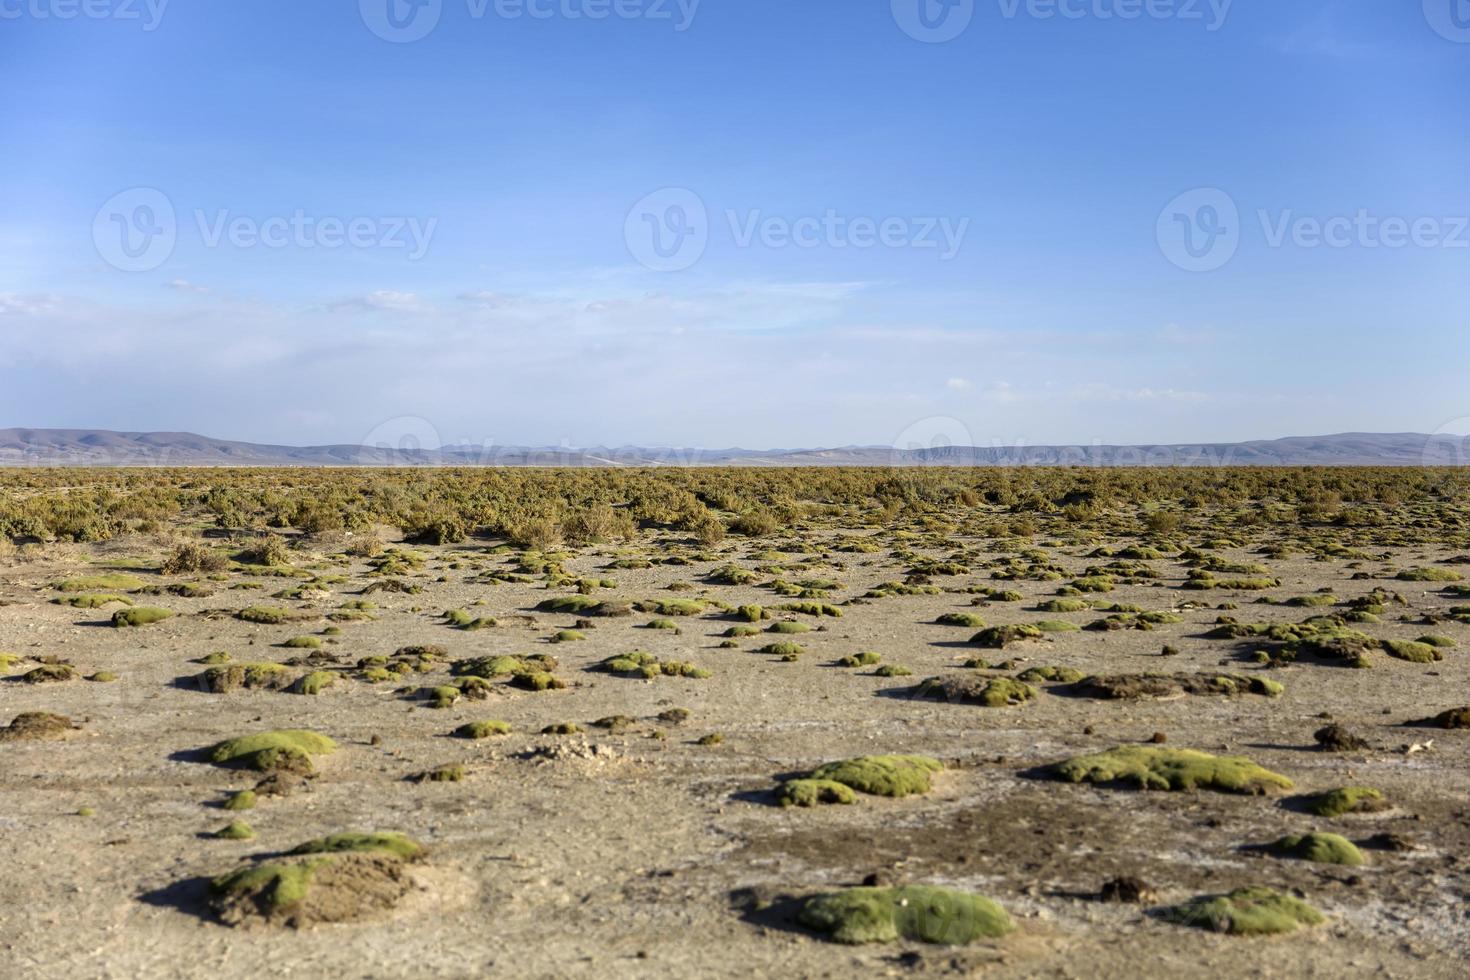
[2,467,1468,978]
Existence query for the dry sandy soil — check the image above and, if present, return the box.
[2,531,1468,979]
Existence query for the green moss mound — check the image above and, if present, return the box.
[798,886,1013,945]
[291,832,422,860]
[597,651,711,680]
[223,790,257,811]
[237,606,295,624]
[1300,786,1386,818]
[970,624,1044,648]
[1037,598,1089,613]
[807,755,943,798]
[213,820,256,840]
[1267,832,1365,866]
[198,662,291,693]
[914,675,1038,707]
[777,778,858,807]
[1034,620,1080,633]
[1163,887,1324,935]
[1016,666,1086,684]
[1396,567,1462,582]
[1050,746,1293,794]
[936,612,986,628]
[454,720,512,739]
[290,671,335,696]
[54,593,133,609]
[1383,639,1443,664]
[55,573,146,593]
[839,651,882,667]
[211,859,327,918]
[112,607,173,627]
[767,620,810,634]
[208,730,337,772]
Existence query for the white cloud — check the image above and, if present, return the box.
[168,279,209,294]
[946,377,970,390]
[0,292,57,316]
[329,290,425,313]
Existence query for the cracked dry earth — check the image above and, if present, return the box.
[2,532,1468,979]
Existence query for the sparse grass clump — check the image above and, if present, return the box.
[1163,887,1324,935]
[798,886,1013,945]
[1050,746,1292,794]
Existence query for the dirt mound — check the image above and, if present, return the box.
[0,711,75,741]
[210,852,413,928]
[1071,673,1281,700]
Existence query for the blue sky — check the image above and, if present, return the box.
[1,0,1467,450]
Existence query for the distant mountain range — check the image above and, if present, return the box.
[0,428,1464,468]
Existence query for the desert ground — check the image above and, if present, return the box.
[1,467,1468,978]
